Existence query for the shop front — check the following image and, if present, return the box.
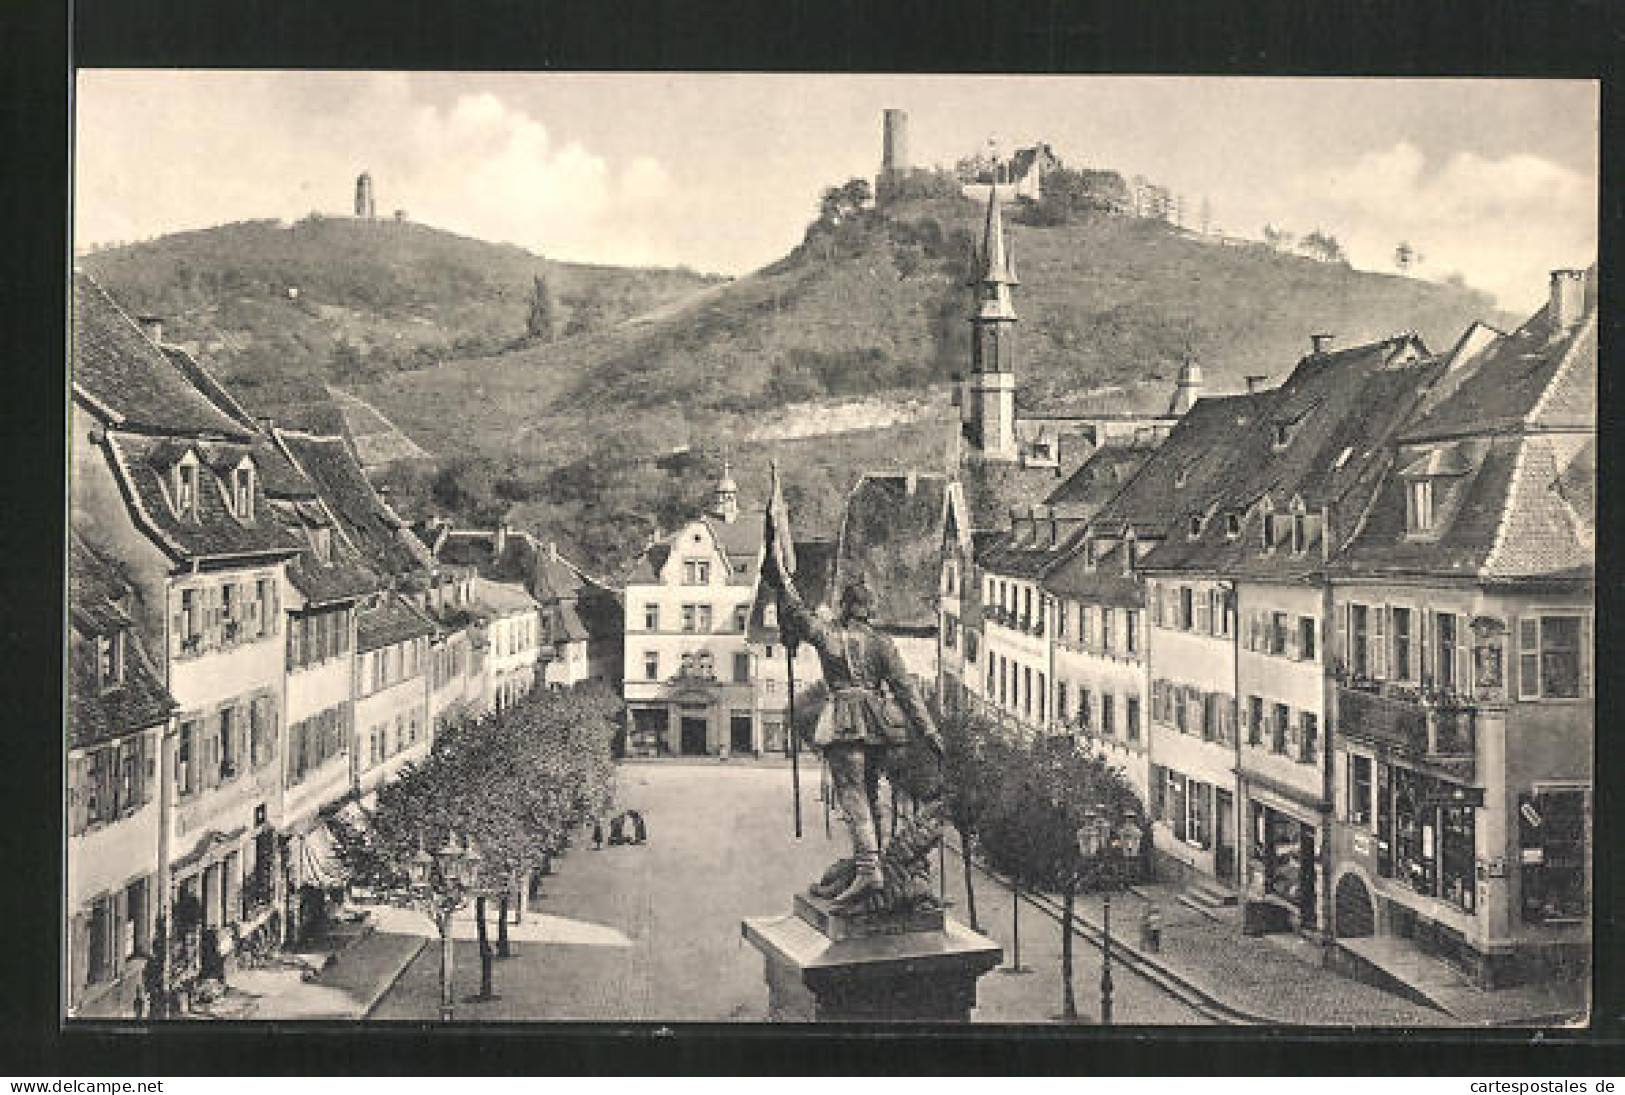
[1246,799,1320,931]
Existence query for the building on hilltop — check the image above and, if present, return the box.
[354,171,375,220]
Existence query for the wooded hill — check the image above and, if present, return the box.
[78,196,1508,578]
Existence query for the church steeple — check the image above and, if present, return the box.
[961,187,1019,462]
[708,460,740,523]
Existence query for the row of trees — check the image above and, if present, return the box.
[794,684,1148,1023]
[335,684,621,1003]
[935,701,1147,1022]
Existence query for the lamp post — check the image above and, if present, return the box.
[1077,808,1142,1026]
[409,831,481,1022]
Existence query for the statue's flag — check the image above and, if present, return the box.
[764,459,804,836]
[763,461,802,653]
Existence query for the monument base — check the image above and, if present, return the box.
[742,892,1002,1022]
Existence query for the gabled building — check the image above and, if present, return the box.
[1141,331,1439,930]
[71,271,303,988]
[1323,270,1595,987]
[259,430,380,942]
[1094,393,1267,884]
[66,533,177,1017]
[623,464,769,756]
[426,524,622,694]
[744,538,839,754]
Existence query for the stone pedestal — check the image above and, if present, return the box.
[742,893,1002,1022]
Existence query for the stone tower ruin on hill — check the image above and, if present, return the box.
[354,171,376,220]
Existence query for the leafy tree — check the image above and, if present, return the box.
[933,701,1007,932]
[526,274,556,343]
[1299,229,1347,264]
[1262,224,1295,253]
[977,734,1144,1022]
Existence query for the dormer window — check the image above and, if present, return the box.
[174,459,198,519]
[1174,467,1189,489]
[232,463,255,520]
[96,631,124,690]
[1272,424,1292,449]
[1188,515,1204,539]
[1407,479,1435,533]
[310,526,333,562]
[1291,514,1307,554]
[1225,514,1241,540]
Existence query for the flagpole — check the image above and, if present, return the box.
[786,643,802,839]
[766,458,803,840]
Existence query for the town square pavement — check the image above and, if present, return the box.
[369,760,1208,1023]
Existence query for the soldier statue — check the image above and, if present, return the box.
[762,550,945,910]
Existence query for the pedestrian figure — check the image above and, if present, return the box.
[609,812,629,846]
[1141,903,1163,953]
[629,809,647,844]
[592,817,605,850]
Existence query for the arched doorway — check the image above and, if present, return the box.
[1334,872,1376,938]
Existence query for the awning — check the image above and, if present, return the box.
[295,822,348,889]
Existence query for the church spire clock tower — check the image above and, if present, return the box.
[962,187,1019,462]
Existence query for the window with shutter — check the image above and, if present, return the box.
[1372,608,1387,678]
[69,756,87,835]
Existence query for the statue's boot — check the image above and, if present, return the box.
[809,859,853,899]
[829,850,884,910]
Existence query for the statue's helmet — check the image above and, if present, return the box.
[840,580,876,621]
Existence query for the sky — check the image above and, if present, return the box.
[75,72,1597,312]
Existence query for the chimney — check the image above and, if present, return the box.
[1310,333,1335,355]
[137,315,164,345]
[1549,268,1586,335]
[494,521,508,558]
[1244,374,1268,394]
[547,540,559,562]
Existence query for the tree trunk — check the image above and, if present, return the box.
[475,894,494,999]
[1060,880,1078,1021]
[959,830,980,932]
[438,911,455,1021]
[497,890,512,958]
[514,864,526,924]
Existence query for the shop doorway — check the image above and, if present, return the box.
[1215,789,1236,883]
[681,716,708,756]
[730,713,754,754]
[1334,873,1375,938]
[1298,826,1318,928]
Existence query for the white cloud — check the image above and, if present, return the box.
[75,74,685,268]
[1289,141,1596,310]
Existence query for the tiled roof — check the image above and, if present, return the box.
[469,575,539,616]
[278,430,433,578]
[160,346,261,433]
[1089,393,1267,537]
[356,595,437,653]
[1332,295,1594,586]
[71,273,251,439]
[977,514,1090,580]
[746,538,839,643]
[838,473,949,630]
[1404,305,1594,440]
[103,431,304,562]
[705,517,764,562]
[68,534,176,749]
[1143,336,1442,579]
[1041,537,1143,607]
[1043,440,1157,513]
[628,542,672,585]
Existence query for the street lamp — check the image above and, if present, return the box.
[1077,807,1142,1026]
[409,831,480,1022]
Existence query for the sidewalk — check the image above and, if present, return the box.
[944,838,1491,1027]
[203,913,428,1020]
